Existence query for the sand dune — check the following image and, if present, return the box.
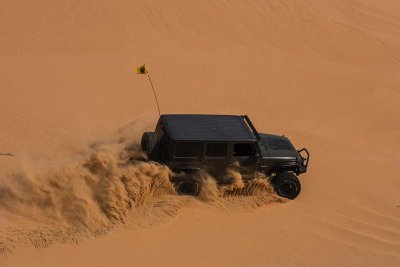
[0,125,280,257]
[1,0,400,266]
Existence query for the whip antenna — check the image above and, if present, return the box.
[136,64,161,116]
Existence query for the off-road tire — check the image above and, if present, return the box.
[175,180,200,195]
[272,172,301,200]
[172,170,201,195]
[141,132,158,161]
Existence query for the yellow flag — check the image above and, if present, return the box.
[136,64,149,75]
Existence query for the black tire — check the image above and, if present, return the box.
[272,172,301,200]
[175,180,200,196]
[140,132,158,161]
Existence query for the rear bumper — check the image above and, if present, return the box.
[296,148,310,174]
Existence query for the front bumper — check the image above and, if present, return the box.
[296,148,310,174]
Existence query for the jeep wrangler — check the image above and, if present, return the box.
[141,114,309,199]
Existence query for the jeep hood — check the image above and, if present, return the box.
[258,133,300,160]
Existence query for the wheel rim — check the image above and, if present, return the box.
[176,181,199,195]
[277,180,297,198]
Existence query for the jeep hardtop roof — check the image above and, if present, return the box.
[160,114,257,142]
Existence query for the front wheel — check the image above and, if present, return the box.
[271,173,301,200]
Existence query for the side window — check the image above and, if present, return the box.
[174,142,203,158]
[205,143,227,157]
[233,143,256,157]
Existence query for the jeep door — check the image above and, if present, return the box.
[169,141,204,172]
[203,142,228,178]
[229,142,259,179]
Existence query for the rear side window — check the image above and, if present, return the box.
[174,142,203,158]
[233,143,256,157]
[205,143,227,157]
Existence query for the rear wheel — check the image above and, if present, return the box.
[272,172,301,200]
[140,132,158,161]
[175,180,199,195]
[172,170,201,196]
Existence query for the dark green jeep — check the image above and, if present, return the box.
[141,114,309,199]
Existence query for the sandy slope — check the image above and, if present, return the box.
[1,0,400,266]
